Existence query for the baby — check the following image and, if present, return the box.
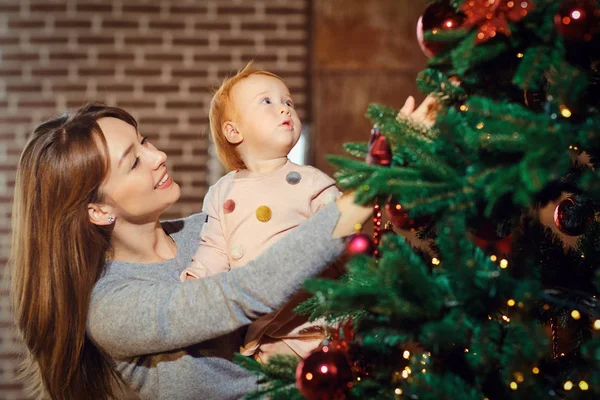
[181,64,341,363]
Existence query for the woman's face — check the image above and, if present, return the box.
[97,117,180,223]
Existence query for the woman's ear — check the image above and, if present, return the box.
[88,203,114,226]
[223,121,243,144]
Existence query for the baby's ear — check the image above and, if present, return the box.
[223,121,243,144]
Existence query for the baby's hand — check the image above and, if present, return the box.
[397,95,439,128]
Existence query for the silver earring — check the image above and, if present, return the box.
[108,216,115,224]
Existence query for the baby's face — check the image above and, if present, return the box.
[230,74,301,161]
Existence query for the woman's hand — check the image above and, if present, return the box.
[397,95,439,128]
[332,192,372,238]
[331,95,441,238]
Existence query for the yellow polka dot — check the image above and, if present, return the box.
[256,206,272,222]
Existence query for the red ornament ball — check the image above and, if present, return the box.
[385,197,431,232]
[417,0,465,57]
[554,0,599,42]
[554,197,592,236]
[346,233,374,255]
[366,127,392,166]
[296,346,353,400]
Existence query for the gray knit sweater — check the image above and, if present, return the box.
[87,202,345,400]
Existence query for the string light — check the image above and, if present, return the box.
[403,350,410,359]
[401,370,409,379]
[490,255,497,262]
[460,104,468,112]
[476,122,485,129]
[571,310,581,320]
[579,381,589,391]
[464,348,469,353]
[510,382,518,390]
[395,388,403,395]
[560,106,572,118]
[517,52,524,58]
[500,259,509,269]
[515,372,524,383]
[593,319,600,330]
[532,367,540,374]
[507,299,516,307]
[422,369,427,373]
[432,258,441,266]
[564,381,573,391]
[502,315,511,322]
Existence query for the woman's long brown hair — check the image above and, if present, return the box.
[9,103,138,399]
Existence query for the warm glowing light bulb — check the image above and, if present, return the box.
[515,372,524,383]
[517,52,524,58]
[571,310,581,320]
[395,388,403,395]
[594,319,600,330]
[401,370,409,379]
[560,106,572,118]
[403,350,410,359]
[500,259,508,269]
[564,381,573,391]
[490,255,497,262]
[507,299,516,307]
[532,367,540,374]
[579,381,589,391]
[510,382,518,390]
[572,10,581,20]
[432,258,441,265]
[305,373,313,380]
[320,366,329,373]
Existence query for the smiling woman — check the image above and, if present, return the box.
[8,102,373,399]
[88,116,181,250]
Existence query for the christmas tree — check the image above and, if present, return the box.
[236,1,600,399]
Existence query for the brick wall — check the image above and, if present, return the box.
[0,1,310,398]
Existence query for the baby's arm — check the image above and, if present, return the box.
[180,185,230,281]
[309,169,342,215]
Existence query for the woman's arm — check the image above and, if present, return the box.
[88,198,371,358]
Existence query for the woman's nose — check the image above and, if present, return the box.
[146,147,167,168]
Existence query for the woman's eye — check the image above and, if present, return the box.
[261,98,271,105]
[131,136,148,169]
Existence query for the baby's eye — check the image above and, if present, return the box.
[261,98,271,105]
[285,100,294,108]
